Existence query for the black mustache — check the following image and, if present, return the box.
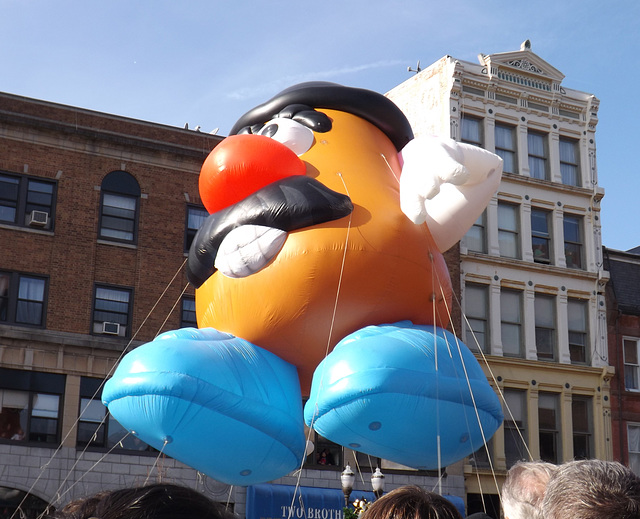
[187,175,353,288]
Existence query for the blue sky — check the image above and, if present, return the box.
[1,0,638,251]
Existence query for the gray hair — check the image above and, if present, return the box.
[501,461,557,519]
[541,459,640,519]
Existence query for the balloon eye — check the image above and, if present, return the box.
[261,123,278,138]
[258,117,314,156]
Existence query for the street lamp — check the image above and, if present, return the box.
[341,464,355,507]
[371,467,385,500]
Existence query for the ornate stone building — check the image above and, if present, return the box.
[387,40,610,516]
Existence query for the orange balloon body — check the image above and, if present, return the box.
[196,110,452,394]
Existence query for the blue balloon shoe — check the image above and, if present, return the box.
[102,327,306,486]
[304,321,503,469]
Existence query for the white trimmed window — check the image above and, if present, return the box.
[461,115,483,147]
[498,202,520,259]
[624,338,640,391]
[560,136,580,186]
[628,423,640,475]
[495,123,517,174]
[465,284,489,352]
[501,289,523,357]
[528,130,549,180]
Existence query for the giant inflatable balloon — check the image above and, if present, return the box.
[103,82,504,486]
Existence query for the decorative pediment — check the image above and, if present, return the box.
[478,40,565,84]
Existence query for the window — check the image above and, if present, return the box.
[465,284,489,352]
[531,209,552,264]
[185,205,208,252]
[572,396,592,460]
[564,215,583,269]
[538,392,560,463]
[535,294,556,361]
[498,202,520,259]
[0,368,64,444]
[527,131,548,180]
[568,299,589,364]
[77,377,153,451]
[99,171,141,243]
[181,296,197,328]
[624,338,640,391]
[461,115,483,147]
[501,289,523,357]
[559,137,580,186]
[0,173,56,230]
[0,272,47,327]
[92,285,132,337]
[628,424,640,476]
[465,211,487,253]
[504,389,528,468]
[495,123,517,174]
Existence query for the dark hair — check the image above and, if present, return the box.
[230,82,414,151]
[47,483,234,519]
[362,485,462,519]
[541,460,640,519]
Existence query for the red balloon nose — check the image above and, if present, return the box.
[199,134,307,214]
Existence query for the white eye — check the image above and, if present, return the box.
[258,117,314,156]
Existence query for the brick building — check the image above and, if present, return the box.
[604,246,640,475]
[0,92,467,518]
[0,91,224,517]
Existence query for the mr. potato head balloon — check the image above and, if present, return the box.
[104,82,504,486]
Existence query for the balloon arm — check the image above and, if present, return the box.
[399,136,503,252]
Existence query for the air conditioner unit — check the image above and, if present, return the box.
[102,322,121,335]
[28,210,49,227]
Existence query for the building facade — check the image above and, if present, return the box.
[0,92,465,518]
[387,40,611,516]
[604,246,640,475]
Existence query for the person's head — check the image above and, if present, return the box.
[362,485,462,519]
[48,483,235,519]
[541,459,640,519]
[501,460,556,519]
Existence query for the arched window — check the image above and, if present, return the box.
[98,171,140,243]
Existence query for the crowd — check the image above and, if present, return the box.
[39,459,640,519]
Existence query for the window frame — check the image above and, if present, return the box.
[501,289,523,357]
[461,114,484,147]
[98,171,141,245]
[495,122,518,174]
[559,136,580,187]
[185,204,209,253]
[0,172,57,231]
[180,296,197,328]
[0,368,65,445]
[628,423,640,476]
[571,395,593,460]
[538,392,561,464]
[563,214,584,269]
[92,284,133,338]
[465,210,487,254]
[0,271,48,328]
[531,208,553,265]
[535,293,556,361]
[497,202,520,259]
[568,298,589,365]
[465,283,489,353]
[503,389,528,468]
[624,338,640,392]
[527,130,549,180]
